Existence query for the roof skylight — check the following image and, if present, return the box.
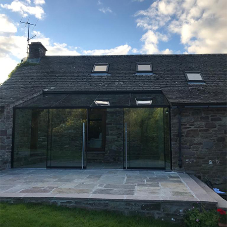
[94,100,110,106]
[135,99,152,105]
[186,72,203,81]
[93,64,109,72]
[137,63,152,72]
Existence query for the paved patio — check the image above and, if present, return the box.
[0,169,216,202]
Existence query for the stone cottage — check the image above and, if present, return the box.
[0,42,226,185]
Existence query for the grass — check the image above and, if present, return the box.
[0,203,180,227]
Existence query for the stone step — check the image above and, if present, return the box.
[191,175,227,209]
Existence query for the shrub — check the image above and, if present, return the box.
[184,206,219,227]
[217,208,227,224]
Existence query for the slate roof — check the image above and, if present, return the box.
[0,54,226,106]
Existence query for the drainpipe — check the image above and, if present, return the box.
[178,106,182,168]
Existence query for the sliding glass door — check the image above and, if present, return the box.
[13,109,48,168]
[124,108,169,169]
[47,109,87,168]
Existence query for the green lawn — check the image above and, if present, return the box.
[0,203,180,227]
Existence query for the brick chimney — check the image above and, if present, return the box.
[28,42,47,59]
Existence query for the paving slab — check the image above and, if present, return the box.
[0,169,218,206]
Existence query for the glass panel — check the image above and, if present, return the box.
[87,109,106,164]
[137,64,151,71]
[93,65,108,72]
[47,109,87,167]
[16,94,68,108]
[88,109,104,150]
[13,109,48,168]
[88,121,103,148]
[124,108,165,168]
[55,94,98,107]
[186,73,202,80]
[164,108,171,170]
[17,94,97,108]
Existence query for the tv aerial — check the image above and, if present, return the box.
[20,19,37,55]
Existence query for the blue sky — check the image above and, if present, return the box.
[0,0,226,83]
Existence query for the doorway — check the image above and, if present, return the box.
[123,108,169,169]
[86,108,123,169]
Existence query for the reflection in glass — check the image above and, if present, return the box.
[124,108,165,168]
[13,109,48,168]
[47,109,86,167]
[164,108,171,170]
[87,109,106,151]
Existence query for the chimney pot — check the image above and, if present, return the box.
[28,42,47,59]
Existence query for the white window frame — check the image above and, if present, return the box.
[92,64,109,73]
[185,72,203,82]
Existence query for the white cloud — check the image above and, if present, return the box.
[99,7,112,14]
[34,0,45,5]
[97,0,102,5]
[135,0,227,54]
[140,30,170,54]
[132,48,139,53]
[0,56,18,84]
[47,43,80,56]
[135,1,173,31]
[162,48,172,54]
[140,30,159,54]
[83,45,131,55]
[1,0,45,19]
[0,14,17,34]
[0,13,26,83]
[158,1,177,15]
[0,35,27,59]
[29,31,81,55]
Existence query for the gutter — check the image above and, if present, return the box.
[171,102,227,108]
[42,90,164,95]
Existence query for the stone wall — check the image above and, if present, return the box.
[105,108,124,162]
[0,105,13,169]
[171,107,227,184]
[0,197,216,224]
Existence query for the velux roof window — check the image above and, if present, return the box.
[94,100,110,106]
[137,63,152,72]
[93,64,109,73]
[185,72,203,82]
[135,99,152,106]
